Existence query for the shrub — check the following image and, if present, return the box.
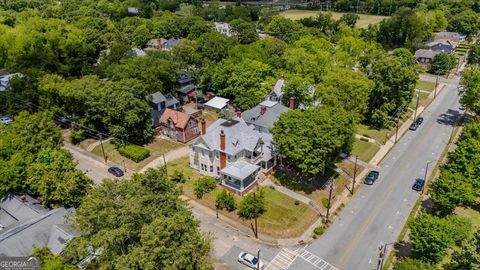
[321,198,330,208]
[170,170,187,183]
[393,258,436,270]
[193,176,217,199]
[118,144,150,162]
[314,226,325,236]
[70,128,86,145]
[294,200,300,206]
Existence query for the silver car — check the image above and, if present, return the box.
[0,117,12,124]
[238,252,265,269]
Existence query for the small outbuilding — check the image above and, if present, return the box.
[204,97,229,112]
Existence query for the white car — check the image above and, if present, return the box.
[238,252,265,269]
[0,117,12,124]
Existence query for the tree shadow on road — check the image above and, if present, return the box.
[437,109,461,126]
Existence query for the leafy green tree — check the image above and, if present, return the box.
[67,168,211,269]
[170,170,187,183]
[447,9,480,36]
[272,106,355,175]
[215,189,236,216]
[337,13,360,28]
[367,54,418,128]
[230,19,258,44]
[32,247,76,270]
[193,176,217,199]
[409,213,459,263]
[238,189,266,237]
[393,258,436,270]
[281,75,314,108]
[172,39,198,67]
[266,15,302,43]
[431,170,476,216]
[450,230,480,270]
[431,52,457,75]
[26,148,92,208]
[468,42,480,65]
[316,67,374,121]
[460,67,480,114]
[196,31,236,63]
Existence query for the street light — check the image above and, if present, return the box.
[413,89,420,121]
[422,160,437,194]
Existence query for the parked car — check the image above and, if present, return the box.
[412,178,425,192]
[409,122,419,131]
[415,117,424,125]
[238,252,264,269]
[108,166,124,177]
[364,170,380,185]
[0,117,12,124]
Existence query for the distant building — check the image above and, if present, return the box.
[148,92,181,128]
[414,49,440,67]
[268,76,285,102]
[434,31,466,42]
[159,108,200,143]
[241,100,290,133]
[190,118,274,195]
[214,22,233,37]
[0,194,77,256]
[176,73,198,102]
[204,96,229,112]
[427,39,458,53]
[128,7,139,15]
[145,38,181,51]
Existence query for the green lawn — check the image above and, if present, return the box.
[416,80,436,92]
[92,139,183,171]
[357,123,392,144]
[351,139,380,163]
[456,207,480,231]
[169,157,319,238]
[280,9,388,28]
[408,91,430,110]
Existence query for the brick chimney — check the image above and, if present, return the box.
[220,130,226,169]
[289,96,295,110]
[260,105,266,115]
[236,111,241,118]
[201,119,206,135]
[20,195,27,203]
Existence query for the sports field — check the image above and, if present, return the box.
[280,9,388,28]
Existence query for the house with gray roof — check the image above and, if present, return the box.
[148,92,181,127]
[414,49,440,68]
[190,118,274,195]
[0,194,77,256]
[242,100,290,133]
[435,31,466,42]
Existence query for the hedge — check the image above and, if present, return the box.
[118,144,150,162]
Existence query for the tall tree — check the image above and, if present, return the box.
[450,230,480,270]
[460,67,480,114]
[431,52,457,75]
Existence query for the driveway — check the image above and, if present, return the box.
[287,76,462,270]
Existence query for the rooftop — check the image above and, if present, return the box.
[222,161,260,180]
[204,97,229,110]
[160,108,192,129]
[242,100,289,130]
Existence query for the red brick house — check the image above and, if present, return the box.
[159,108,200,143]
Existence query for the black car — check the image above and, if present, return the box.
[415,117,424,125]
[108,166,124,177]
[364,170,380,185]
[409,122,419,131]
[412,178,425,192]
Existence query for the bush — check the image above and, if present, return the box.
[294,200,300,206]
[118,144,150,162]
[321,198,330,208]
[70,128,86,145]
[170,170,187,183]
[193,176,217,199]
[314,226,325,236]
[393,258,436,270]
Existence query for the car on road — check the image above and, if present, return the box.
[409,122,419,131]
[415,117,424,125]
[412,178,425,192]
[0,117,12,124]
[108,166,124,177]
[238,252,264,269]
[364,170,380,185]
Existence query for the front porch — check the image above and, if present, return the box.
[220,161,260,196]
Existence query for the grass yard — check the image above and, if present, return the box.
[78,138,97,150]
[408,91,430,110]
[280,9,388,28]
[92,138,183,171]
[351,139,380,163]
[455,207,480,231]
[335,159,365,178]
[202,110,219,123]
[416,80,436,92]
[357,123,393,145]
[169,157,318,238]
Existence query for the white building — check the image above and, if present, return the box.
[214,22,233,37]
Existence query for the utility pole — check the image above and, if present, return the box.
[122,159,127,172]
[326,181,334,222]
[434,74,439,98]
[351,156,358,195]
[253,192,258,239]
[99,134,107,163]
[257,249,261,270]
[413,89,420,121]
[422,160,436,194]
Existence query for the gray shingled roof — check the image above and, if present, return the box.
[0,195,77,256]
[242,100,289,130]
[222,161,260,180]
[150,92,167,104]
[414,49,439,59]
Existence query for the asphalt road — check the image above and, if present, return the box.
[291,76,462,270]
